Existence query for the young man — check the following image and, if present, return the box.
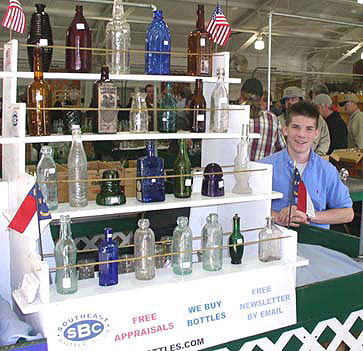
[260,101,353,229]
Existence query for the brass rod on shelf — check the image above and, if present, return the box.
[26,107,243,112]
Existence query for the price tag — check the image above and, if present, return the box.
[49,168,56,174]
[220,97,228,104]
[36,93,43,101]
[237,238,243,244]
[197,114,205,121]
[151,178,156,183]
[163,40,169,45]
[200,38,205,46]
[38,39,48,47]
[218,180,224,188]
[185,178,192,186]
[76,23,85,30]
[162,117,167,121]
[182,262,191,268]
[62,277,71,289]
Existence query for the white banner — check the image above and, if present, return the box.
[44,261,296,351]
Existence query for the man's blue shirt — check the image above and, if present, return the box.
[259,148,352,229]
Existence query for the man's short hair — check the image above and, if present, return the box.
[240,78,263,98]
[286,100,319,128]
[145,84,153,92]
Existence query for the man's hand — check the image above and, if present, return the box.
[275,205,309,227]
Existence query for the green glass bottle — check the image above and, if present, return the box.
[173,139,192,198]
[158,82,177,133]
[229,214,244,264]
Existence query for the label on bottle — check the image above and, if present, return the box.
[48,168,56,174]
[200,38,206,46]
[220,97,228,104]
[197,114,205,121]
[36,92,43,102]
[185,179,192,186]
[151,178,156,183]
[38,39,48,47]
[218,180,224,188]
[98,83,118,133]
[76,23,85,30]
[162,117,167,121]
[182,262,191,268]
[163,40,169,45]
[62,277,71,289]
[237,238,243,244]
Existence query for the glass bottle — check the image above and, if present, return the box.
[91,66,118,134]
[202,213,223,271]
[27,45,51,136]
[129,90,149,133]
[65,5,92,73]
[27,4,53,72]
[189,79,206,133]
[210,68,229,132]
[98,227,119,286]
[105,0,130,74]
[62,94,81,135]
[96,170,126,206]
[136,140,165,203]
[232,124,252,194]
[67,125,88,207]
[187,5,212,77]
[158,82,177,133]
[36,145,58,211]
[229,214,244,264]
[173,139,192,198]
[259,217,282,262]
[145,10,171,75]
[55,215,77,294]
[172,217,193,275]
[134,218,155,280]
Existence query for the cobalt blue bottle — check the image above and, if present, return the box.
[136,140,166,203]
[98,227,119,286]
[145,10,171,75]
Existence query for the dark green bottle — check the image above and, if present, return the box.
[173,139,192,198]
[229,214,244,264]
[96,170,126,206]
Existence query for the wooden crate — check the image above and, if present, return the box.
[330,148,363,177]
[124,167,136,197]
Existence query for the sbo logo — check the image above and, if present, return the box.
[64,319,105,342]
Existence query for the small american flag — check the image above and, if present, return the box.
[293,165,315,218]
[2,0,26,34]
[206,4,231,46]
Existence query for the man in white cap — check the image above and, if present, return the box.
[279,86,330,155]
[339,94,363,148]
[314,93,347,154]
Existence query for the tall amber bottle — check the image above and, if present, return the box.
[187,5,212,76]
[189,79,206,132]
[27,45,51,136]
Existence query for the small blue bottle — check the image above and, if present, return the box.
[98,227,119,286]
[136,140,166,203]
[145,10,171,75]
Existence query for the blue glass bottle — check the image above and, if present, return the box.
[145,10,171,75]
[98,227,119,286]
[136,140,166,203]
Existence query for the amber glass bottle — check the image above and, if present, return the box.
[189,79,206,132]
[27,46,51,136]
[187,5,212,76]
[65,5,92,73]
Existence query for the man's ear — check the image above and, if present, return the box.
[283,125,288,136]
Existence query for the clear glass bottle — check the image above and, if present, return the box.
[173,139,192,198]
[210,68,229,133]
[228,214,244,264]
[172,217,193,275]
[98,227,119,286]
[27,45,51,136]
[105,0,130,74]
[189,79,206,133]
[232,124,252,194]
[258,217,282,262]
[136,140,165,203]
[65,5,92,73]
[37,145,58,211]
[129,90,149,132]
[55,215,77,294]
[158,82,177,133]
[67,125,88,207]
[134,218,155,280]
[187,5,212,77]
[145,10,171,75]
[202,213,223,271]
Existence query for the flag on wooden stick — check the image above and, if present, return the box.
[2,0,26,34]
[206,4,231,46]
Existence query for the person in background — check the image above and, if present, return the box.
[339,94,363,148]
[279,86,330,155]
[176,86,192,131]
[260,101,353,229]
[145,84,155,130]
[313,93,347,154]
[240,79,286,160]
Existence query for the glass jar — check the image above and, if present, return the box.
[258,217,282,262]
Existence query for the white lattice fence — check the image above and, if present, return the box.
[225,309,363,351]
[74,230,133,250]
